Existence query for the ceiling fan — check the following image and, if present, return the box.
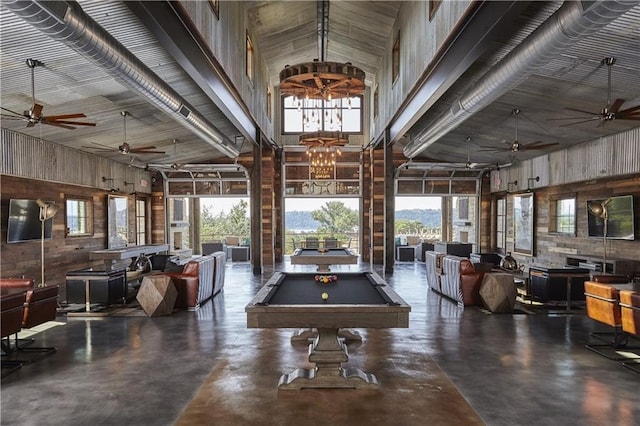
[83,111,165,156]
[480,109,558,153]
[556,57,640,127]
[0,59,96,130]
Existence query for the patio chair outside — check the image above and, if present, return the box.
[305,237,319,249]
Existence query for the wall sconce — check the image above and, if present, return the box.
[527,176,540,191]
[102,176,119,192]
[507,180,518,193]
[123,181,135,194]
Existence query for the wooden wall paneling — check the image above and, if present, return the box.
[506,177,640,276]
[0,176,113,302]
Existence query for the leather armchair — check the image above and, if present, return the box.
[619,290,640,373]
[584,281,636,360]
[438,255,484,306]
[0,279,59,358]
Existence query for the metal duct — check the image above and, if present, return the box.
[3,0,240,158]
[403,0,639,159]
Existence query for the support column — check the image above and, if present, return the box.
[384,136,395,274]
[260,147,276,271]
[250,144,263,274]
[370,148,385,265]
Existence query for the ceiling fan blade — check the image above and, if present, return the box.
[45,119,96,127]
[565,107,599,116]
[523,142,559,150]
[558,117,602,127]
[30,103,43,118]
[609,98,625,113]
[128,145,157,151]
[44,121,76,130]
[1,107,27,117]
[130,150,166,154]
[44,113,87,120]
[617,104,640,115]
[0,114,29,121]
[82,146,114,152]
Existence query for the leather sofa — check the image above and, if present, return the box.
[438,255,485,306]
[163,252,226,310]
[212,251,226,296]
[425,251,445,293]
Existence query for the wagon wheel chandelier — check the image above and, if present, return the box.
[299,131,348,167]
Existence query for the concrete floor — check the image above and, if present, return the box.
[2,261,639,426]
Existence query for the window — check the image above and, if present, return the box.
[208,0,219,19]
[266,86,272,121]
[135,198,147,245]
[392,31,400,83]
[373,85,379,119]
[550,195,576,235]
[282,95,362,133]
[429,0,442,21]
[65,197,93,237]
[496,198,506,253]
[246,32,254,82]
[457,197,469,220]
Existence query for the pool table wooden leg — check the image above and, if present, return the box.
[290,328,362,343]
[278,328,379,390]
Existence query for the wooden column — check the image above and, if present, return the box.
[260,146,275,270]
[384,137,395,274]
[361,151,372,262]
[370,147,385,265]
[250,144,263,274]
[151,175,166,244]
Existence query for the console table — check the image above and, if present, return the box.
[90,244,170,271]
[529,266,590,311]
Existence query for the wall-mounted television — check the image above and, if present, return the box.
[587,195,635,240]
[6,199,53,243]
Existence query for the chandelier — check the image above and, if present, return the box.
[299,131,348,179]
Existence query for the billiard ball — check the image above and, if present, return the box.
[321,292,329,300]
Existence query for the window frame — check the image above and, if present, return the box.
[65,196,93,237]
[392,31,400,84]
[281,95,363,134]
[496,197,506,253]
[429,0,442,21]
[135,197,147,245]
[549,193,577,236]
[266,86,272,121]
[246,31,254,83]
[373,85,379,119]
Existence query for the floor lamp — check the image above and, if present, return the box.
[36,199,59,287]
[587,198,612,274]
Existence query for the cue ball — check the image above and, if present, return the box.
[321,292,329,300]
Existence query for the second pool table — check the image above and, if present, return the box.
[290,247,358,272]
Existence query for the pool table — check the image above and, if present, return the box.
[246,271,411,389]
[290,247,358,272]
